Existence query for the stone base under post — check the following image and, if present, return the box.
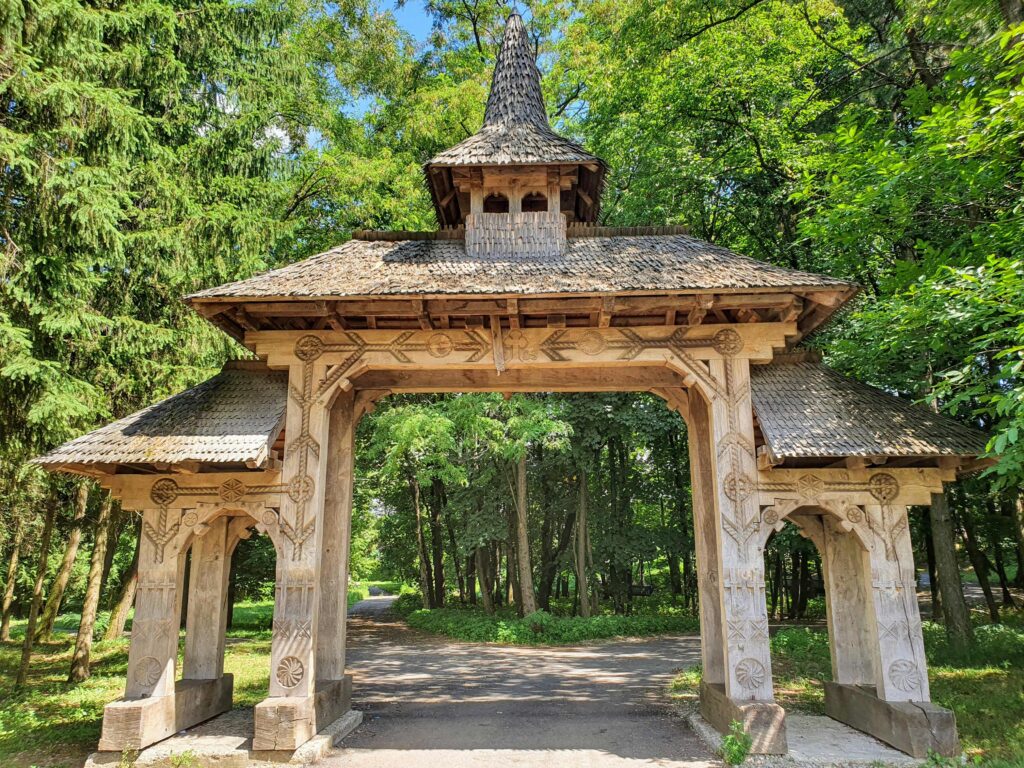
[824,682,959,758]
[253,675,353,752]
[699,681,787,755]
[97,676,233,752]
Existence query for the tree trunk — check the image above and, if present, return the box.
[575,468,591,618]
[37,483,90,641]
[16,500,57,687]
[992,540,1018,608]
[466,553,477,605]
[68,496,114,683]
[428,478,445,608]
[475,547,494,615]
[514,454,537,615]
[960,506,1000,623]
[923,515,943,621]
[1010,492,1024,588]
[1,517,25,641]
[411,476,432,609]
[104,517,141,641]
[930,492,973,645]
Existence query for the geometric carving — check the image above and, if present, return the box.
[287,475,315,504]
[712,328,743,356]
[135,656,163,687]
[219,478,246,503]
[796,474,826,499]
[762,507,780,526]
[735,657,767,690]
[887,659,921,692]
[722,471,755,502]
[845,505,864,524]
[261,509,278,526]
[142,509,180,564]
[181,511,198,527]
[427,332,455,358]
[294,334,325,362]
[878,619,910,642]
[276,656,305,688]
[150,478,180,506]
[868,473,900,503]
[728,618,769,644]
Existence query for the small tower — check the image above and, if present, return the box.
[424,14,606,258]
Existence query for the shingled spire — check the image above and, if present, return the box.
[482,13,548,129]
[425,13,605,228]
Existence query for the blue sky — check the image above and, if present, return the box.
[386,1,433,42]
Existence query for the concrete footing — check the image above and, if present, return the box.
[253,676,353,752]
[699,681,787,755]
[85,706,363,767]
[824,682,960,758]
[97,675,234,752]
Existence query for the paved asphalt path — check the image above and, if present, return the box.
[322,596,718,768]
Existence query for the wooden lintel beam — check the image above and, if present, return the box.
[353,366,689,393]
[546,314,566,328]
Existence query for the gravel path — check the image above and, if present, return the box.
[322,596,717,768]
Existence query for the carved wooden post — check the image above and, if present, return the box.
[253,338,353,751]
[864,502,930,701]
[816,515,874,685]
[685,389,725,687]
[701,356,786,754]
[183,516,232,680]
[317,388,356,682]
[98,506,185,751]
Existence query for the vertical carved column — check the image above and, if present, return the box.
[820,515,875,686]
[864,502,930,701]
[708,357,774,702]
[183,516,231,680]
[125,507,185,700]
[317,389,356,681]
[696,356,786,755]
[254,347,333,751]
[686,390,725,686]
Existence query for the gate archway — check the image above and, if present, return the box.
[36,11,984,761]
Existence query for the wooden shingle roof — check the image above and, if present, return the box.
[751,359,988,460]
[187,233,853,301]
[35,364,286,473]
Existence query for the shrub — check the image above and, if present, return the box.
[719,720,752,765]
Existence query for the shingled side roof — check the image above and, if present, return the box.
[426,14,602,168]
[187,234,852,300]
[751,360,989,459]
[34,365,287,470]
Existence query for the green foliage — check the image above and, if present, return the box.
[400,604,698,645]
[719,720,753,766]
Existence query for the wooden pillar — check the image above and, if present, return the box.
[184,516,232,680]
[820,515,874,686]
[125,508,185,701]
[864,503,930,701]
[317,389,356,681]
[254,349,353,752]
[699,357,786,755]
[685,390,725,686]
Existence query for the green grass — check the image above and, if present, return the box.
[670,617,1024,762]
[393,594,700,644]
[0,581,398,768]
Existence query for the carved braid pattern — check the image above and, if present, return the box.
[718,359,760,558]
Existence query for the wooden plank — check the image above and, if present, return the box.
[352,366,689,393]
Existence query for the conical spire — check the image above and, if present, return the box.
[483,14,549,129]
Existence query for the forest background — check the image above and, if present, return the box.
[2,0,1024,764]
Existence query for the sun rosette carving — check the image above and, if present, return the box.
[762,508,780,526]
[888,659,921,692]
[150,478,180,506]
[867,473,900,503]
[181,511,198,528]
[135,656,163,687]
[712,328,743,357]
[578,330,607,356]
[845,504,864,525]
[287,474,315,503]
[261,509,278,527]
[294,334,324,362]
[735,658,767,691]
[722,471,755,503]
[427,332,454,358]
[276,656,305,688]
[219,478,246,503]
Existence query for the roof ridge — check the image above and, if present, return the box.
[483,14,548,129]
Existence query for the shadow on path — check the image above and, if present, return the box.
[325,596,717,767]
